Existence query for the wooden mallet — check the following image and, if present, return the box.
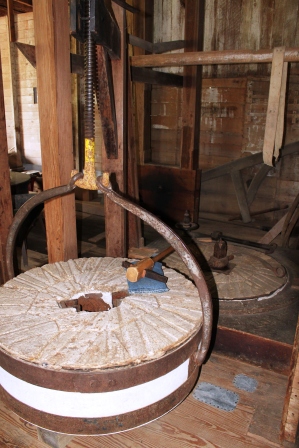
[126,246,174,282]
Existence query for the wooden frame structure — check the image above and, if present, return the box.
[0,51,13,285]
[0,1,298,443]
[130,29,299,443]
[33,0,77,263]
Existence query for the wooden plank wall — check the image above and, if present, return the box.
[203,0,299,79]
[146,0,299,222]
[0,1,298,221]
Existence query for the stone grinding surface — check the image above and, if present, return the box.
[0,257,202,370]
[164,242,287,300]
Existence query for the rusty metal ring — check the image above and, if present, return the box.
[6,173,83,280]
[96,176,213,366]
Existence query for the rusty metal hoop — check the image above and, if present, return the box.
[6,173,83,280]
[97,175,213,366]
[6,172,212,365]
[1,172,213,435]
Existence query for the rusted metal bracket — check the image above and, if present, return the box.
[6,173,83,280]
[97,173,213,366]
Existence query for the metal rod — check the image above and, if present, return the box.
[97,174,213,366]
[131,47,299,68]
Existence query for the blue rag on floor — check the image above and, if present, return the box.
[193,382,239,412]
[128,262,169,294]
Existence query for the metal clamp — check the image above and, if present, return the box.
[6,173,83,280]
[5,171,212,366]
[97,174,213,366]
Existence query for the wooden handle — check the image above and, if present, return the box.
[126,258,154,282]
[152,245,174,262]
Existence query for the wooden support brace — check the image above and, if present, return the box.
[263,47,288,166]
[96,45,118,159]
[258,214,287,244]
[246,164,272,205]
[131,66,183,87]
[102,2,126,257]
[0,52,13,284]
[230,169,251,223]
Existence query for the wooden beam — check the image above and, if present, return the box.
[96,45,118,159]
[127,61,143,250]
[0,52,13,284]
[263,47,288,166]
[201,140,299,182]
[15,42,36,67]
[112,0,139,14]
[180,0,204,170]
[129,36,185,55]
[33,0,77,263]
[280,316,299,442]
[91,0,121,60]
[128,34,153,53]
[131,47,299,68]
[102,2,126,257]
[131,66,183,87]
[15,43,85,75]
[153,40,185,54]
[6,0,15,42]
[230,170,251,223]
[214,326,292,375]
[129,0,153,165]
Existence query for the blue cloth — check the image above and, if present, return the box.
[193,382,239,412]
[128,262,169,294]
[233,374,258,392]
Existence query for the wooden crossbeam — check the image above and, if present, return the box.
[131,47,299,68]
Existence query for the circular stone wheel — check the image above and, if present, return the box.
[164,242,287,301]
[0,257,203,371]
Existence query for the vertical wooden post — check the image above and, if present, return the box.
[180,0,205,170]
[33,0,77,263]
[6,0,16,42]
[130,0,153,164]
[102,3,126,257]
[127,60,143,249]
[280,316,299,443]
[0,51,13,284]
